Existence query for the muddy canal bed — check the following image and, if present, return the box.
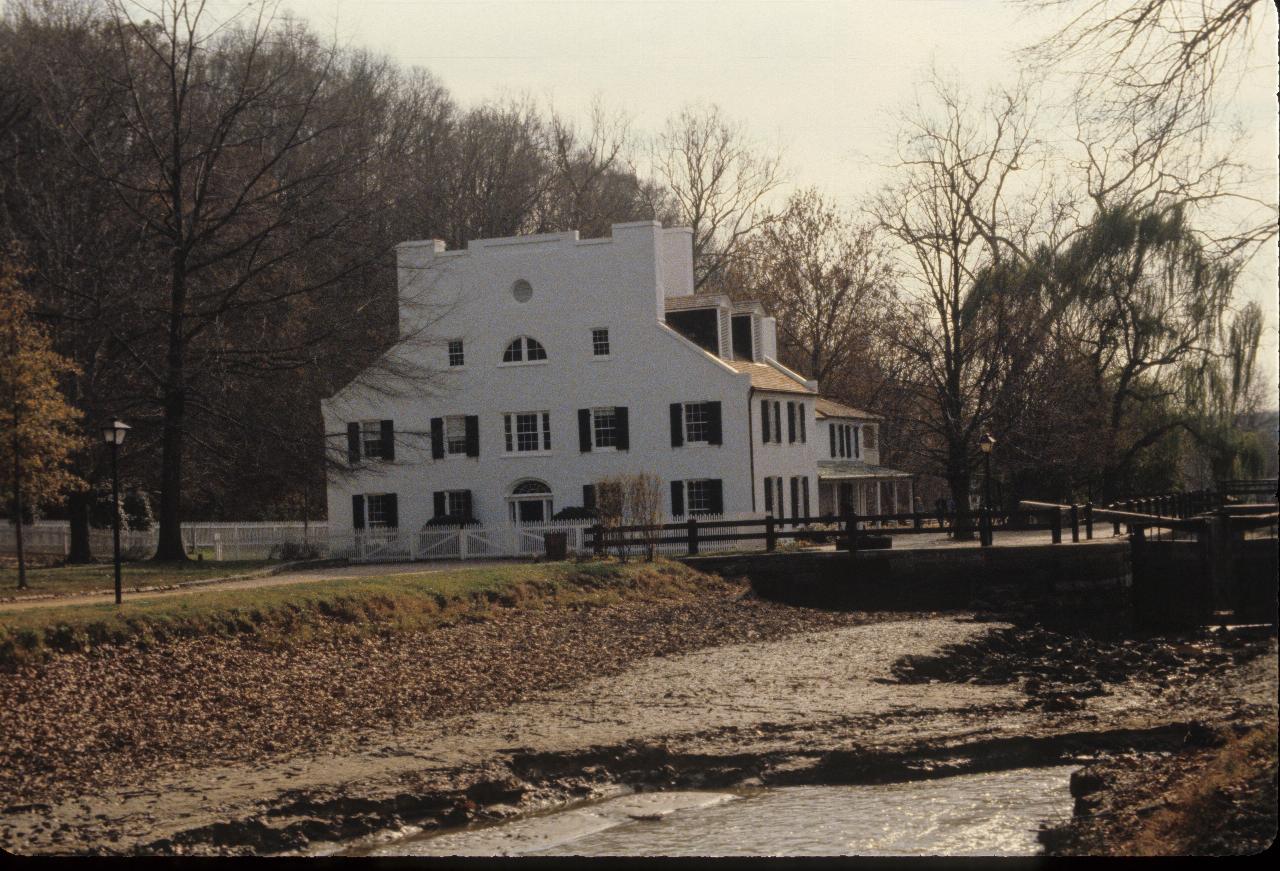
[356,766,1079,857]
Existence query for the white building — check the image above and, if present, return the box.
[321,221,910,534]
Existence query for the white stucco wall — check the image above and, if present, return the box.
[322,222,820,531]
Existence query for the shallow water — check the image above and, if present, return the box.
[368,766,1078,857]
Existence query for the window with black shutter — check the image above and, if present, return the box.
[798,406,806,443]
[706,401,722,445]
[787,402,795,443]
[430,417,444,459]
[381,420,395,460]
[615,407,629,450]
[465,416,480,457]
[801,477,810,519]
[773,401,781,443]
[578,409,593,452]
[670,480,685,516]
[670,403,684,447]
[761,399,771,443]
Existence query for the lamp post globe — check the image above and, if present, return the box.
[101,421,129,605]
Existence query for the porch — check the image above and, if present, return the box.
[817,460,915,518]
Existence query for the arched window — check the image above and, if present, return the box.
[508,479,553,524]
[502,336,547,364]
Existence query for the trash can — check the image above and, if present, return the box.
[544,531,568,560]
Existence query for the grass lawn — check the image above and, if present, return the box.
[0,559,282,598]
[0,559,705,667]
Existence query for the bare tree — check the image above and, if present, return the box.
[623,472,663,561]
[651,103,784,291]
[873,75,1054,536]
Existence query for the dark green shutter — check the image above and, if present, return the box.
[347,423,360,464]
[706,401,722,445]
[578,409,592,452]
[761,399,770,443]
[385,494,399,528]
[433,491,446,518]
[583,484,596,511]
[352,494,365,529]
[430,417,444,459]
[380,420,395,460]
[787,402,795,443]
[465,415,480,457]
[615,407,629,450]
[670,403,683,447]
[799,406,806,443]
[670,480,685,517]
[708,479,723,515]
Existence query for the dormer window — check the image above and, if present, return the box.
[502,336,547,364]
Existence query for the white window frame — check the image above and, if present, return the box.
[447,339,465,368]
[359,420,383,461]
[591,406,618,450]
[503,411,552,455]
[500,336,548,366]
[686,479,713,515]
[444,490,469,518]
[444,415,468,457]
[683,402,711,445]
[591,328,611,358]
[365,493,392,528]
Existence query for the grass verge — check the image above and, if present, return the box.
[0,559,281,598]
[0,558,707,668]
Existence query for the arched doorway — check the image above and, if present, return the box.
[508,479,553,524]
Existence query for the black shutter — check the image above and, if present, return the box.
[799,406,806,443]
[465,415,480,457]
[854,426,860,458]
[790,476,799,519]
[385,494,399,529]
[829,423,837,458]
[460,490,473,522]
[670,403,684,447]
[578,409,593,452]
[352,494,365,529]
[763,478,773,513]
[706,401,722,445]
[801,477,810,519]
[787,401,796,443]
[430,417,444,459]
[761,399,771,443]
[583,484,596,511]
[708,479,723,515]
[671,480,685,517]
[380,420,395,460]
[347,423,361,464]
[773,402,781,442]
[433,491,446,518]
[615,407,629,450]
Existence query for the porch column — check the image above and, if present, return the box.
[873,479,881,519]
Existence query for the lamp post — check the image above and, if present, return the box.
[100,420,130,605]
[979,433,997,547]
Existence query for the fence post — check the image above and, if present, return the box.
[845,509,859,552]
[980,506,992,547]
[1069,504,1079,543]
[1084,502,1094,540]
[913,510,922,530]
[765,515,776,552]
[1050,509,1062,544]
[686,517,699,556]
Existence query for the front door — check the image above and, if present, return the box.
[517,499,546,524]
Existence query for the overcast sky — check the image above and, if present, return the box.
[268,0,1278,394]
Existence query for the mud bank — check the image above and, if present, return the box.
[3,598,1272,857]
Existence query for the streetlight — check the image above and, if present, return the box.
[979,433,997,547]
[100,420,130,605]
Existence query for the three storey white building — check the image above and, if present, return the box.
[322,221,910,534]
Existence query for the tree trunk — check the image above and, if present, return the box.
[12,413,27,589]
[154,384,187,560]
[66,485,93,564]
[947,445,974,541]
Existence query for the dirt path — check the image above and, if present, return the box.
[4,614,1272,856]
[0,561,509,612]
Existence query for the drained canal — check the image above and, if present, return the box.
[354,766,1078,857]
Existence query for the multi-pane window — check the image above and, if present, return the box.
[686,479,713,515]
[448,339,465,367]
[684,402,711,444]
[592,328,610,357]
[592,407,617,449]
[504,412,551,454]
[366,494,393,527]
[444,490,469,517]
[502,336,548,364]
[360,421,383,459]
[864,424,877,450]
[445,415,468,455]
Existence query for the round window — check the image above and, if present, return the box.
[511,279,533,303]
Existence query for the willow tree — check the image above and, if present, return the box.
[0,252,83,588]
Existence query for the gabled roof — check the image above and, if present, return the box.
[815,397,881,421]
[725,360,815,395]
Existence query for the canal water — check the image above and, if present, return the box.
[361,766,1078,857]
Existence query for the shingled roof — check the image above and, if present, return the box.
[724,360,814,395]
[815,397,880,420]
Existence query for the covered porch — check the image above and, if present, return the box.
[817,460,915,518]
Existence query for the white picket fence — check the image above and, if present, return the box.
[2,513,768,563]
